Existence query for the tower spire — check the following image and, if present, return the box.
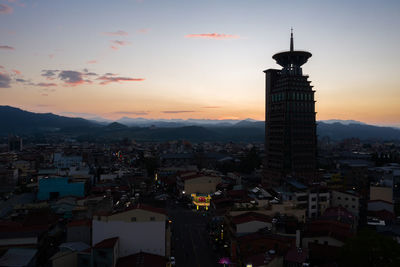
[290,28,294,52]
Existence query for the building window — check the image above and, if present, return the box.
[150,217,155,221]
[131,217,136,222]
[352,198,356,201]
[311,197,316,201]
[337,197,341,200]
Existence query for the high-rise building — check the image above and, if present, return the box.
[263,30,316,187]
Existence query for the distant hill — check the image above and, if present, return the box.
[0,106,98,134]
[320,119,366,125]
[317,122,400,140]
[0,106,399,141]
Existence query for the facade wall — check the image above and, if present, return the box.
[37,177,85,200]
[93,248,114,267]
[52,252,77,267]
[302,236,344,249]
[98,209,166,223]
[184,176,221,195]
[67,226,91,245]
[236,221,272,235]
[370,186,393,203]
[331,191,359,217]
[92,220,166,257]
[308,192,330,218]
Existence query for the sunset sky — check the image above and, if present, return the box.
[1,0,399,126]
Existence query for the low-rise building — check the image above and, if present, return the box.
[37,176,86,200]
[331,190,360,219]
[92,204,170,257]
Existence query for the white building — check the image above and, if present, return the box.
[331,190,360,219]
[92,204,170,257]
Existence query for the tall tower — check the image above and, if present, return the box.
[263,30,316,187]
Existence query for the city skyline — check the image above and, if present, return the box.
[1,0,400,127]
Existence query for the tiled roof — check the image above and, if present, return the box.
[285,247,309,263]
[93,237,119,249]
[305,220,353,241]
[232,212,272,225]
[67,219,91,227]
[117,252,167,267]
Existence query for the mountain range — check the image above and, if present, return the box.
[0,106,399,142]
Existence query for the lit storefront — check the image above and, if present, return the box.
[191,194,211,210]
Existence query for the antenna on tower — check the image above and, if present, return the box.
[290,28,294,52]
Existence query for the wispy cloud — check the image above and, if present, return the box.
[137,28,150,34]
[49,54,55,59]
[0,45,14,50]
[36,82,57,87]
[185,33,239,40]
[87,60,97,64]
[202,106,221,109]
[16,78,27,82]
[98,74,145,85]
[0,73,11,88]
[12,69,21,75]
[0,4,13,14]
[111,40,130,46]
[162,110,196,114]
[110,40,130,50]
[114,111,149,116]
[103,30,128,36]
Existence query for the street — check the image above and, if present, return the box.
[167,200,220,267]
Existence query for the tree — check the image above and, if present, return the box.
[340,228,400,267]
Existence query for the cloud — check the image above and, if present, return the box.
[103,30,128,36]
[82,69,97,76]
[162,110,196,114]
[97,74,145,85]
[41,70,59,78]
[110,40,130,50]
[114,111,149,116]
[0,65,4,69]
[87,60,97,64]
[0,4,13,14]
[137,28,150,34]
[111,40,130,46]
[0,45,14,50]
[16,78,27,82]
[36,82,57,87]
[58,70,86,86]
[49,54,55,59]
[12,69,21,75]
[185,33,239,40]
[0,73,11,88]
